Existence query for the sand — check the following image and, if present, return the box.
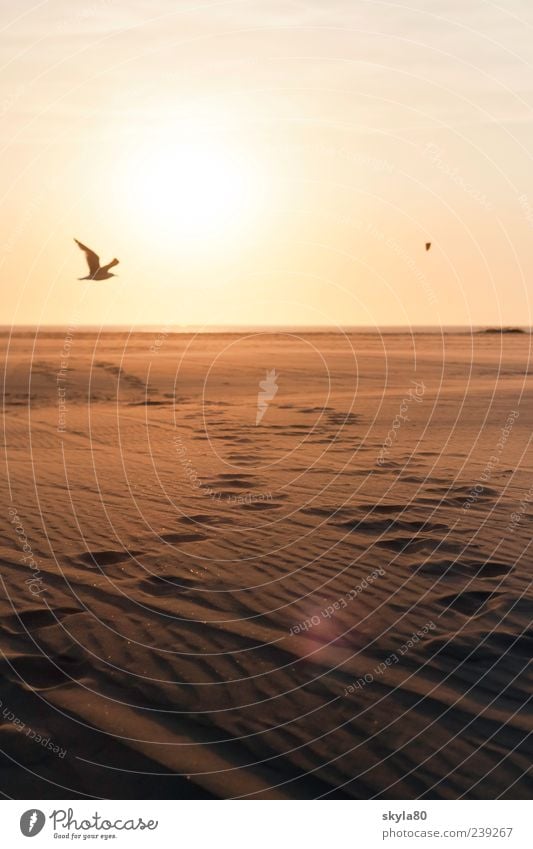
[1,329,532,799]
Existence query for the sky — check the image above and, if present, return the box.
[2,0,533,328]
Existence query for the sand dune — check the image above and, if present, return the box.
[1,330,531,798]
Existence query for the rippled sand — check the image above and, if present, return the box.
[1,329,531,798]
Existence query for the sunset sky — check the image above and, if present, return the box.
[2,0,533,328]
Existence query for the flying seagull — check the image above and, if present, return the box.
[74,239,119,280]
[425,242,431,251]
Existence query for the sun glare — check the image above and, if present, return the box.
[119,139,261,248]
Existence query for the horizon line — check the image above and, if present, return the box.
[2,323,531,334]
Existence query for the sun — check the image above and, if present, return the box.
[119,139,261,248]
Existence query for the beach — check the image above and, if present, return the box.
[1,329,531,799]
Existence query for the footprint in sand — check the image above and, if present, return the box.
[427,630,533,662]
[375,537,439,553]
[159,532,208,543]
[469,562,514,579]
[300,505,354,519]
[435,590,497,616]
[372,503,416,515]
[335,517,448,534]
[140,575,194,596]
[241,500,283,511]
[3,606,82,634]
[377,537,470,555]
[77,550,143,568]
[178,513,232,527]
[0,651,87,690]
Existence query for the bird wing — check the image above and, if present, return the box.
[102,257,119,272]
[74,239,100,274]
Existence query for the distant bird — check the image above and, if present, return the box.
[74,239,119,280]
[425,242,431,251]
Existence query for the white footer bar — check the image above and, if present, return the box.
[4,800,530,848]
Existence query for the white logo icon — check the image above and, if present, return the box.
[256,369,279,425]
[20,809,46,837]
